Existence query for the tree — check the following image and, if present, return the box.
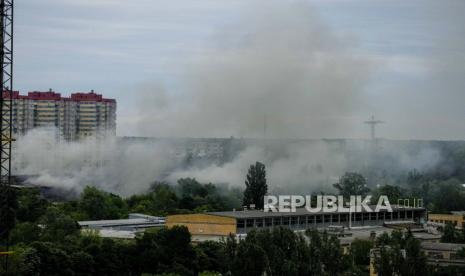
[196,241,226,273]
[0,185,17,241]
[441,222,459,243]
[333,172,370,199]
[16,188,49,223]
[136,226,198,276]
[373,184,404,205]
[30,241,74,276]
[39,207,79,242]
[373,230,427,276]
[78,186,128,220]
[243,162,267,209]
[233,241,268,276]
[350,239,373,267]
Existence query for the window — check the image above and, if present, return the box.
[246,219,254,228]
[265,218,272,226]
[363,213,370,221]
[237,219,245,228]
[340,214,347,222]
[282,217,290,225]
[290,216,297,225]
[316,215,322,223]
[256,219,263,227]
[307,216,314,224]
[273,217,281,226]
[299,216,306,225]
[324,215,331,223]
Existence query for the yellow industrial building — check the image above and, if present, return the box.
[166,214,237,237]
[167,207,427,238]
[428,212,465,229]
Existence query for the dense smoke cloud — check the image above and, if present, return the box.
[14,129,444,196]
[135,0,373,139]
[14,1,456,196]
[14,128,176,196]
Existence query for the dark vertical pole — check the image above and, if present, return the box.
[0,0,14,273]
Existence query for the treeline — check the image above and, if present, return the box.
[334,171,465,213]
[57,178,243,221]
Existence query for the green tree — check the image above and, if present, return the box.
[16,188,49,222]
[243,162,267,209]
[136,226,198,276]
[39,207,79,242]
[10,222,41,244]
[373,184,404,205]
[441,222,459,243]
[30,241,74,276]
[0,185,17,241]
[333,172,370,199]
[196,241,226,273]
[78,186,128,220]
[233,241,268,276]
[350,238,373,267]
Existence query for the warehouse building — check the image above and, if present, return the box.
[78,213,165,239]
[167,206,427,238]
[428,211,465,229]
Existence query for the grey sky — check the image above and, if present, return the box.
[14,0,465,140]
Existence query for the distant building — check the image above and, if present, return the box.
[166,206,427,240]
[421,242,465,268]
[3,89,116,140]
[428,212,465,229]
[370,242,465,276]
[78,213,165,239]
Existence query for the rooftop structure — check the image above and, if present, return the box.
[167,206,427,238]
[78,213,165,235]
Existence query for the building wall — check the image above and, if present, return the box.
[3,90,116,141]
[166,214,237,236]
[429,214,465,229]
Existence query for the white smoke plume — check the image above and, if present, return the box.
[134,0,374,139]
[14,128,177,196]
[13,1,449,196]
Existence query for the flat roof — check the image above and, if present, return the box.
[421,242,465,252]
[82,229,136,239]
[78,218,164,228]
[208,206,426,219]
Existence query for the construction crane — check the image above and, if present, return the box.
[0,0,15,271]
[364,115,384,140]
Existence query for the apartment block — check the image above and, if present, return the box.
[3,89,116,140]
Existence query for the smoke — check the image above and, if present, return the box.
[13,1,453,196]
[135,0,374,139]
[14,128,177,196]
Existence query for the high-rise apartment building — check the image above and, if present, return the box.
[3,89,116,140]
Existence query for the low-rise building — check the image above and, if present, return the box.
[421,242,465,267]
[166,207,427,239]
[78,213,165,238]
[428,212,465,229]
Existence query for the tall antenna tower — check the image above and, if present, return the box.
[364,115,384,140]
[0,0,15,269]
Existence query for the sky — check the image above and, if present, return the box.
[13,0,465,140]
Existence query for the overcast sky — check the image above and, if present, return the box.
[14,0,465,140]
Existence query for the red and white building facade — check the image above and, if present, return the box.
[3,89,116,140]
